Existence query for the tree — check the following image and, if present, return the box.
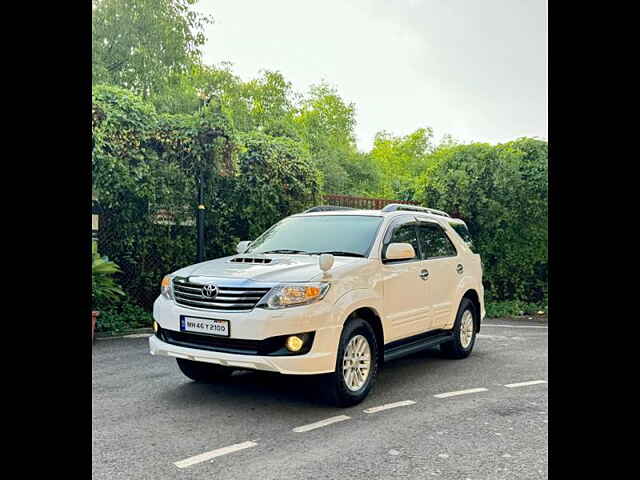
[369,128,435,199]
[293,82,362,194]
[92,0,212,98]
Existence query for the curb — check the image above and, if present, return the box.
[95,327,153,340]
[490,315,548,323]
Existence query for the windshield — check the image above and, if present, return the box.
[247,215,383,257]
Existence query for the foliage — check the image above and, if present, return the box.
[92,0,212,97]
[415,138,548,303]
[293,82,362,194]
[369,128,435,199]
[95,301,152,333]
[92,86,321,310]
[92,242,125,309]
[485,299,547,319]
[91,2,548,331]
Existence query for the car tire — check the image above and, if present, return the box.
[176,358,234,382]
[440,298,477,359]
[320,316,379,407]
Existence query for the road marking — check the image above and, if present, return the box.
[504,380,547,388]
[292,415,350,433]
[434,387,488,399]
[483,324,547,329]
[174,441,258,469]
[364,400,416,413]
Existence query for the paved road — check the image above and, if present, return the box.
[92,318,548,479]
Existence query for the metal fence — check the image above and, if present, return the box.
[322,194,418,210]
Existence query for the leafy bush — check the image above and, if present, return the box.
[94,301,152,334]
[485,299,547,319]
[92,242,125,309]
[415,138,548,304]
[92,86,321,311]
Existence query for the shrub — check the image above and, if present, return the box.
[94,301,152,334]
[92,242,125,309]
[415,138,548,303]
[485,299,547,319]
[92,86,321,311]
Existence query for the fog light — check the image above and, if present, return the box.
[153,321,158,333]
[285,335,304,352]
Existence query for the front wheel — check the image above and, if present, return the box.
[440,298,477,359]
[176,358,234,382]
[320,317,379,407]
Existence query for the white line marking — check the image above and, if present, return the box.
[483,324,547,329]
[504,380,547,388]
[174,441,258,469]
[292,415,350,433]
[434,388,488,399]
[364,400,416,413]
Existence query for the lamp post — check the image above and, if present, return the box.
[195,94,228,264]
[196,169,205,263]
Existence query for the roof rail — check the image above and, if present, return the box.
[381,203,450,217]
[303,205,356,213]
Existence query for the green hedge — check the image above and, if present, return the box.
[92,85,321,312]
[415,138,548,304]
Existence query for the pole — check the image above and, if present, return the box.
[196,170,205,263]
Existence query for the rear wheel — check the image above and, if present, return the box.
[440,298,477,359]
[176,358,234,382]
[320,317,379,407]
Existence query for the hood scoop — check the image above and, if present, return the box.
[229,255,273,264]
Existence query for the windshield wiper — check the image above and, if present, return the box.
[260,249,309,254]
[309,251,366,258]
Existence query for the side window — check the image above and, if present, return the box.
[450,222,475,252]
[383,222,420,261]
[418,223,457,259]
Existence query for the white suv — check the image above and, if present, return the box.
[149,204,485,406]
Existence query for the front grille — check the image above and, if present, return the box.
[172,278,270,311]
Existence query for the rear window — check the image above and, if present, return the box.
[450,222,475,252]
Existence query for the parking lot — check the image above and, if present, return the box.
[92,318,548,479]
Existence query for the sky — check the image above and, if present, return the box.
[193,0,547,152]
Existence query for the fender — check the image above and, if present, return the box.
[332,288,385,339]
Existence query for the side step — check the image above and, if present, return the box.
[383,331,453,362]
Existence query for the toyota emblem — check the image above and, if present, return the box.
[201,283,218,298]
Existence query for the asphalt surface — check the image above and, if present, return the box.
[92,318,548,479]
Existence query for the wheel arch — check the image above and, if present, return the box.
[345,306,385,365]
[461,289,482,332]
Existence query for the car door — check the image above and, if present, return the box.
[381,217,431,341]
[416,221,460,330]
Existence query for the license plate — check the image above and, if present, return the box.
[180,316,230,337]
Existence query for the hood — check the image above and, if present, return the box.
[171,254,369,283]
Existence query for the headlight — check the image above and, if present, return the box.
[257,283,330,309]
[160,275,174,300]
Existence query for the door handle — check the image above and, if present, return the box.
[456,264,464,274]
[419,269,429,280]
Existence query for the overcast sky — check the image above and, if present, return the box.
[193,0,547,152]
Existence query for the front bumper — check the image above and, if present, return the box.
[149,331,338,375]
[150,295,341,375]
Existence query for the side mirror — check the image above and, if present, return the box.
[319,253,335,272]
[236,240,252,254]
[385,242,416,261]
